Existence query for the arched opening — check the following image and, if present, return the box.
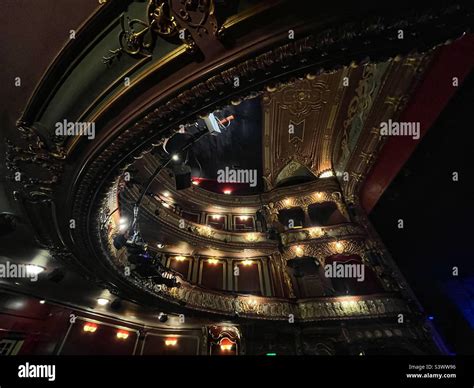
[308,202,348,226]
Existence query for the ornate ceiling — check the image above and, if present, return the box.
[2,0,473,322]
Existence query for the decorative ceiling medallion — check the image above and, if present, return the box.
[279,80,328,117]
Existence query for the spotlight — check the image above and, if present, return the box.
[157,243,165,249]
[46,268,65,283]
[223,189,232,195]
[171,154,180,161]
[158,312,168,322]
[39,300,46,304]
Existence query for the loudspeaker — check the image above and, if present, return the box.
[173,164,192,190]
[47,268,65,283]
[110,298,122,311]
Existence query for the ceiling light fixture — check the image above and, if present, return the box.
[171,154,180,162]
[96,298,110,306]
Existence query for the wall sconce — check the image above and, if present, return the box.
[208,258,219,265]
[165,337,178,346]
[83,323,98,333]
[239,215,250,221]
[219,337,235,351]
[242,260,253,266]
[211,214,223,220]
[116,330,129,340]
[174,255,186,261]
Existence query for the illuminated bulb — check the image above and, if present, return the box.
[162,202,170,208]
[162,191,170,197]
[116,330,129,340]
[26,265,45,275]
[39,300,46,304]
[334,241,344,253]
[83,323,98,333]
[295,246,304,257]
[96,298,109,306]
[239,215,250,221]
[157,243,165,249]
[246,233,257,242]
[242,260,253,266]
[171,154,180,161]
[211,214,222,220]
[309,227,323,238]
[223,189,232,195]
[165,337,178,346]
[319,170,334,178]
[119,217,128,225]
[174,255,186,261]
[208,258,219,265]
[192,180,199,185]
[219,338,234,351]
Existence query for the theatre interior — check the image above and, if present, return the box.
[0,0,473,356]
